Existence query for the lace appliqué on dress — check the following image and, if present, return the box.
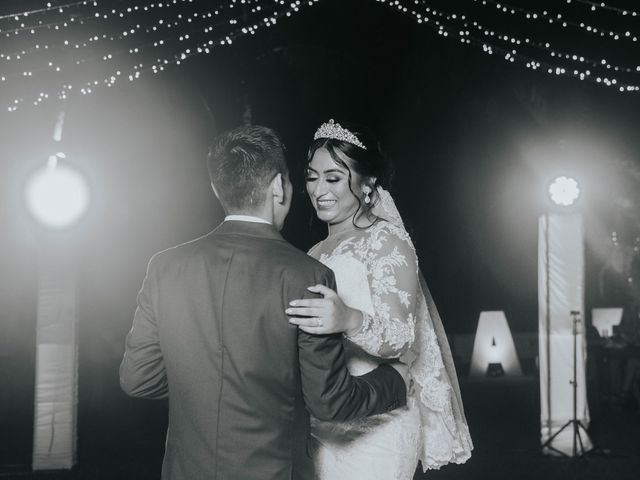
[318,221,472,470]
[320,222,416,358]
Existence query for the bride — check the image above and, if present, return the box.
[286,119,473,479]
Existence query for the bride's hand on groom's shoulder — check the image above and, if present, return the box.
[286,285,363,336]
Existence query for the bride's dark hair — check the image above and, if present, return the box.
[306,122,393,228]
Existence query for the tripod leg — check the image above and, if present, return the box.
[576,423,586,455]
[577,421,606,456]
[541,420,573,457]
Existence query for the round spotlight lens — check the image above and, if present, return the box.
[548,176,580,206]
[25,163,90,229]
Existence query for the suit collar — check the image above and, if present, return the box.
[212,219,285,241]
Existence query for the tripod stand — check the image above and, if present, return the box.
[541,310,602,457]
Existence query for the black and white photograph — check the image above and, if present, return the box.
[1,0,640,479]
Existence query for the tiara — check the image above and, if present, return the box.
[313,119,367,150]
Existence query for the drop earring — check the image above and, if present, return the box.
[363,186,372,205]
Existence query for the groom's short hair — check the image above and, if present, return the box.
[207,125,288,211]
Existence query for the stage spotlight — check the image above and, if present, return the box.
[25,155,89,229]
[548,176,580,206]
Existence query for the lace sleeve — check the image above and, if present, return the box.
[345,224,419,358]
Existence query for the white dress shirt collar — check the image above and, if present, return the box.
[224,214,272,225]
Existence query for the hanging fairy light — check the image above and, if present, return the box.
[0,1,98,37]
[373,0,640,92]
[4,0,318,112]
[80,0,303,89]
[570,0,639,17]
[0,0,95,21]
[1,2,257,86]
[463,17,639,76]
[2,0,640,113]
[472,0,639,43]
[2,0,270,66]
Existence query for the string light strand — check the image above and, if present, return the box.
[473,0,639,43]
[0,0,95,22]
[5,0,319,112]
[569,0,639,17]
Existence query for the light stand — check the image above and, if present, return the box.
[540,311,601,457]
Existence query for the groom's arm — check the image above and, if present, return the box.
[297,270,407,422]
[119,255,168,400]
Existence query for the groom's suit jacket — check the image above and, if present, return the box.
[120,220,406,480]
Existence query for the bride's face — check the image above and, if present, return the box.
[305,147,362,228]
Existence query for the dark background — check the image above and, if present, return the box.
[1,0,640,475]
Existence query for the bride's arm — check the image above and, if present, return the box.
[344,225,419,358]
[287,225,419,359]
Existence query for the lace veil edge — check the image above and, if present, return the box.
[417,270,473,470]
[373,186,473,468]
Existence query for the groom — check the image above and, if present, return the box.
[119,125,407,480]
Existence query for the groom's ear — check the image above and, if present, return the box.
[210,182,220,198]
[210,182,228,214]
[271,173,285,205]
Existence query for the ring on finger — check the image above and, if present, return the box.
[316,318,323,327]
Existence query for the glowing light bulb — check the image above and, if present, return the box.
[25,159,90,229]
[548,176,580,206]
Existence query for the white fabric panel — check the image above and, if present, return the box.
[33,251,78,470]
[469,311,522,376]
[591,308,623,338]
[538,214,591,456]
[33,347,76,468]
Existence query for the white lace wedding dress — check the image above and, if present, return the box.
[308,218,472,479]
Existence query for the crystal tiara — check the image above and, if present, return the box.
[313,119,367,150]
